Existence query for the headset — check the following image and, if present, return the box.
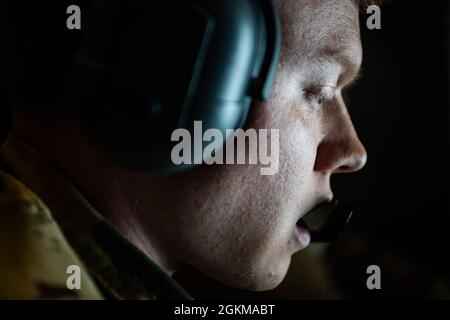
[0,0,353,242]
[70,0,281,172]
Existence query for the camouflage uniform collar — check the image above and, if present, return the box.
[0,133,191,300]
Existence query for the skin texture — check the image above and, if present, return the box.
[12,0,367,291]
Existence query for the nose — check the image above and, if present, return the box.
[314,103,367,174]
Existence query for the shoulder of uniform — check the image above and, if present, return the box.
[0,170,102,299]
[0,170,52,233]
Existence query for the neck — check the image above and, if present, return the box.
[11,105,178,275]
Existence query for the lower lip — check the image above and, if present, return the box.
[294,224,311,250]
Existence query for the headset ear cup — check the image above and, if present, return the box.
[73,0,281,172]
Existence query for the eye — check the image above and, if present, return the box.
[303,85,336,110]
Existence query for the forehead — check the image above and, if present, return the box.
[276,0,362,70]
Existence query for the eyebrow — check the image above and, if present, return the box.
[317,45,363,87]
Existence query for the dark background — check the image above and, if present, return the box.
[175,0,450,299]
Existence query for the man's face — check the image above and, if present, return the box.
[131,0,367,291]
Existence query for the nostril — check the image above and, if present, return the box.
[338,165,353,172]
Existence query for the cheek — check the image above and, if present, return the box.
[226,96,319,241]
[264,93,319,192]
[267,67,320,183]
[280,122,317,184]
[167,86,320,284]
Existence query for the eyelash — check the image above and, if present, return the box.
[302,86,335,109]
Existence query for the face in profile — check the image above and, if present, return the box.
[123,0,367,292]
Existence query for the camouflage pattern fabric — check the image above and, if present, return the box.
[0,134,190,300]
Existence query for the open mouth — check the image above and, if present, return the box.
[296,200,353,243]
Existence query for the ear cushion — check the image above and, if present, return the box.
[72,0,281,172]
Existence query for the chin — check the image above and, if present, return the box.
[220,254,292,292]
[247,274,287,292]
